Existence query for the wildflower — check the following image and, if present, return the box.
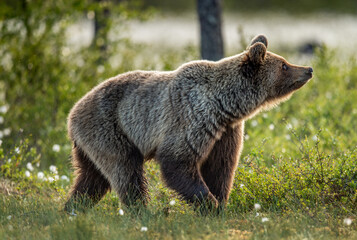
[15,147,20,154]
[169,200,176,206]
[26,162,34,171]
[0,139,2,146]
[25,170,31,177]
[325,92,332,100]
[312,135,318,142]
[49,165,58,174]
[97,65,105,73]
[70,209,77,216]
[0,116,4,124]
[36,162,40,167]
[37,172,45,180]
[255,212,260,217]
[286,123,293,130]
[52,144,60,152]
[48,177,54,183]
[282,148,286,153]
[61,175,70,182]
[0,105,8,114]
[140,226,148,232]
[254,203,261,210]
[54,175,59,181]
[87,11,95,20]
[240,184,244,188]
[285,134,291,140]
[269,124,274,130]
[3,128,11,136]
[7,215,12,220]
[118,209,124,216]
[263,113,268,118]
[244,135,250,140]
[251,120,258,127]
[343,218,353,226]
[262,217,269,223]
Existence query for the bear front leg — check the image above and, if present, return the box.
[157,147,218,212]
[200,123,244,207]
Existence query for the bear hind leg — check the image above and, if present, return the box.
[64,144,111,213]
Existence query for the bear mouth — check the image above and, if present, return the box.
[292,74,312,90]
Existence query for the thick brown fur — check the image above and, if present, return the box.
[65,35,313,212]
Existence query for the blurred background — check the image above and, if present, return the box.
[1,0,357,173]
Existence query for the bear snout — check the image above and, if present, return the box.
[307,67,313,73]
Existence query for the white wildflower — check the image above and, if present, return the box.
[36,162,40,167]
[251,120,258,127]
[240,184,245,188]
[140,226,148,232]
[25,170,31,177]
[26,162,34,171]
[312,135,318,142]
[343,218,353,226]
[49,165,58,174]
[0,116,4,124]
[286,123,293,130]
[262,217,269,223]
[52,144,60,152]
[285,134,291,140]
[54,175,59,181]
[0,105,9,114]
[0,139,2,146]
[254,203,261,210]
[269,124,275,130]
[97,65,105,73]
[61,175,70,182]
[282,148,286,153]
[87,11,95,20]
[70,209,77,216]
[7,215,12,220]
[169,200,176,206]
[244,134,249,140]
[263,113,268,118]
[3,128,11,136]
[48,176,54,183]
[255,212,260,217]
[37,172,44,180]
[325,92,332,100]
[15,147,20,154]
[118,209,124,216]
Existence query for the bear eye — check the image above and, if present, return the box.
[282,63,288,71]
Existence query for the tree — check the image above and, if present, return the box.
[197,0,224,61]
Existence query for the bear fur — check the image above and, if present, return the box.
[64,35,313,212]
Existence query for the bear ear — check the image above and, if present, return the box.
[248,42,267,65]
[248,34,268,48]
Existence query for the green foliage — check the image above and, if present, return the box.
[230,137,357,213]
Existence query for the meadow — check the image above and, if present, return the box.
[1,2,357,239]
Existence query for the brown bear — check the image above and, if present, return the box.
[64,35,313,212]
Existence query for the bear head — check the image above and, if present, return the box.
[247,35,313,102]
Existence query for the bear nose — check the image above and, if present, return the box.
[307,67,313,73]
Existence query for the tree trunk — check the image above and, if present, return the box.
[197,0,224,61]
[93,0,111,62]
